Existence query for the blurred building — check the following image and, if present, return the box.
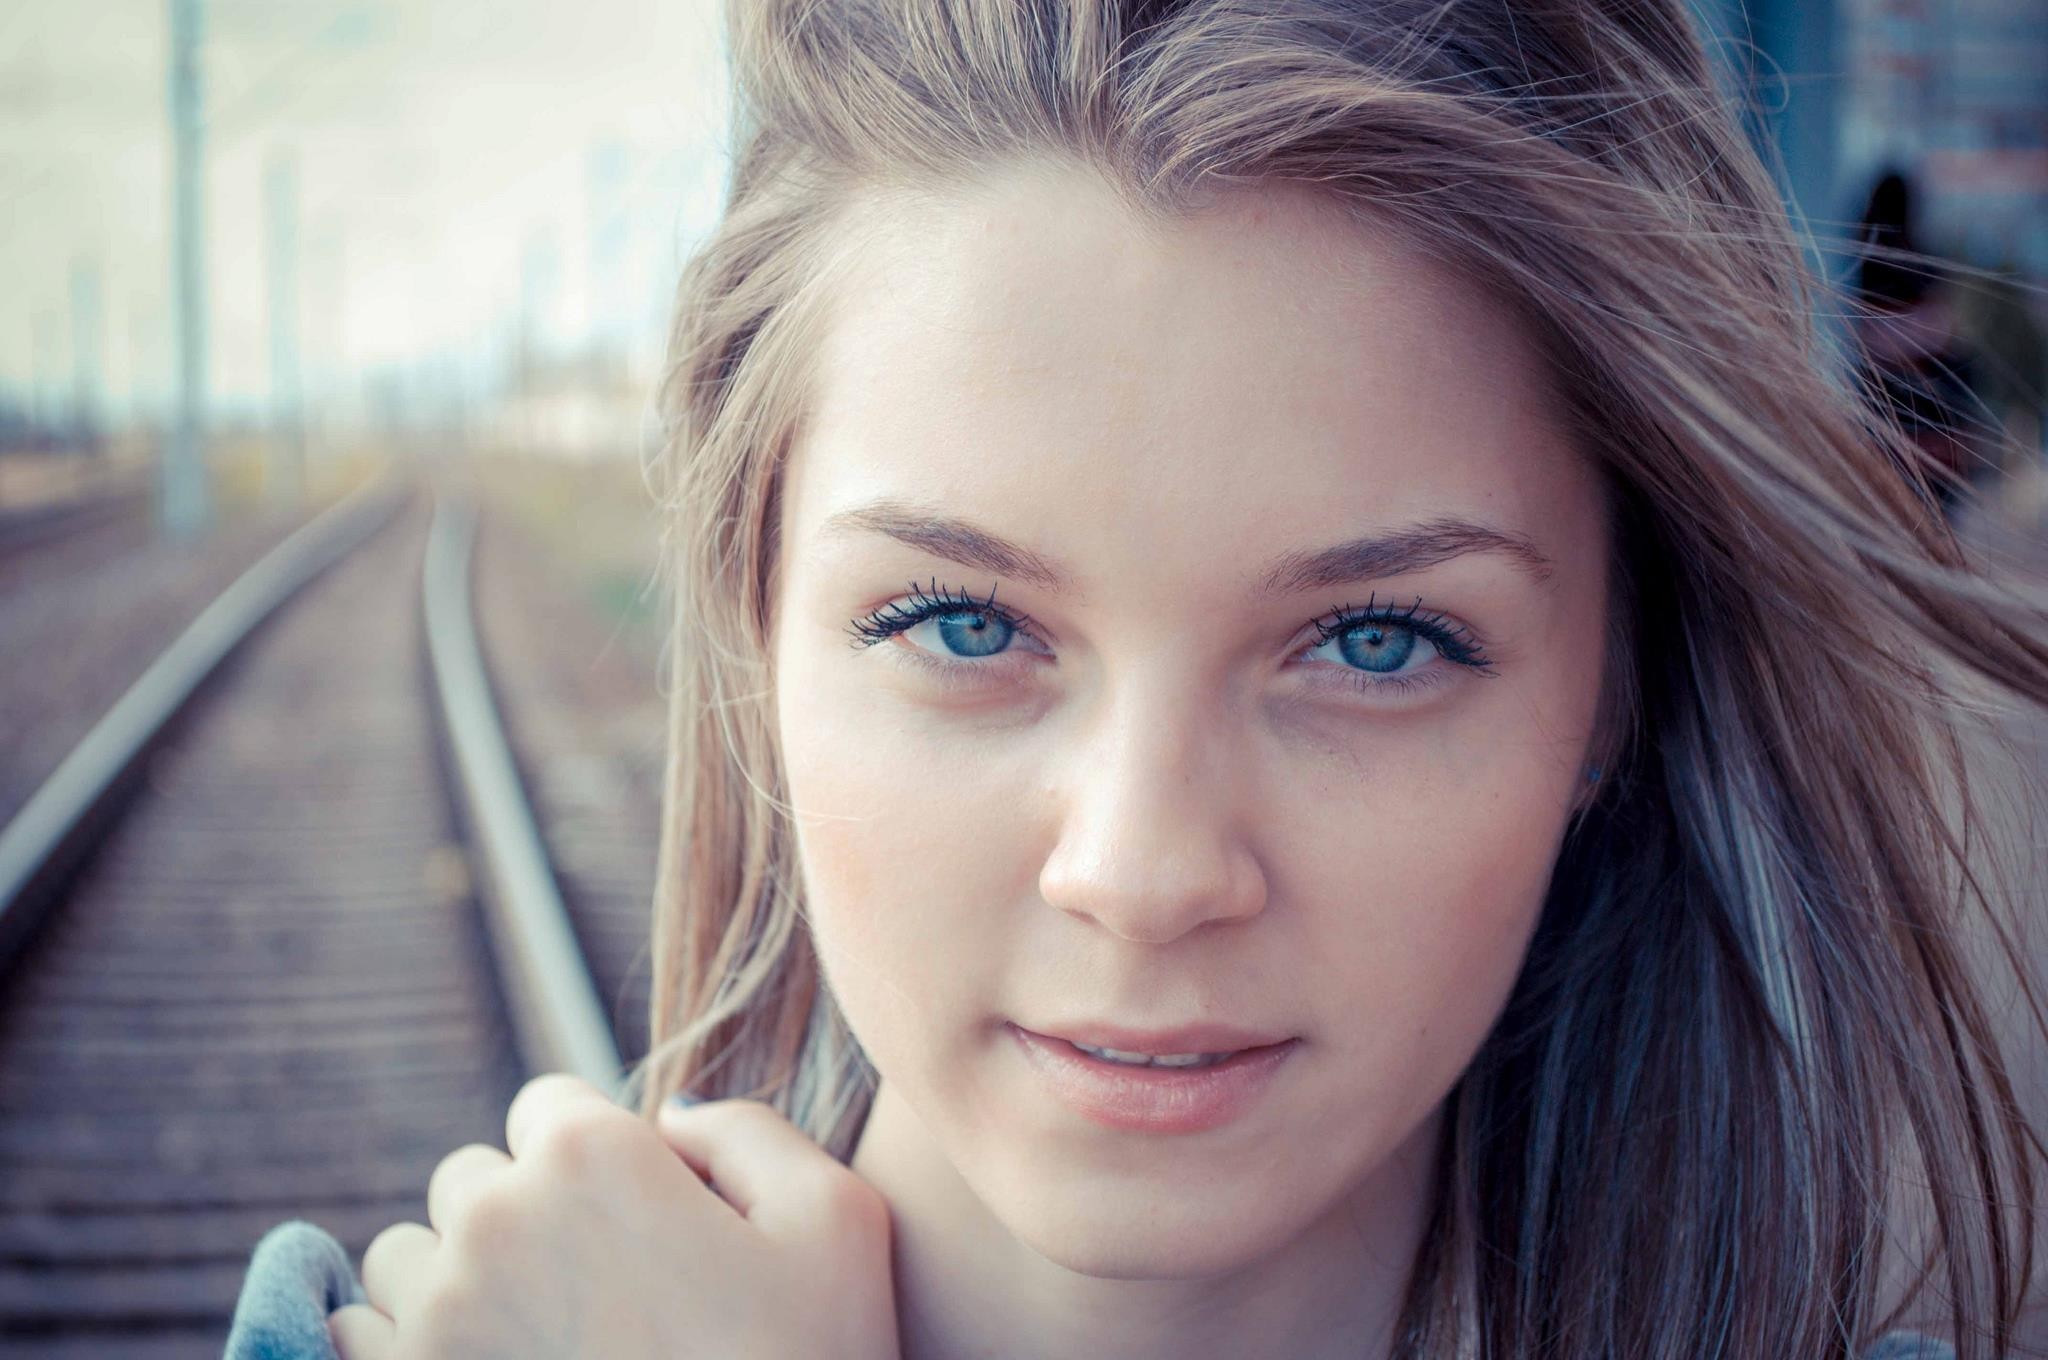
[1686,0,2048,473]
[1691,0,2047,278]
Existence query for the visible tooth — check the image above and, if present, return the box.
[1072,1041,1229,1068]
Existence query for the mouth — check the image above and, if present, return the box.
[1020,1018,1296,1059]
[1063,1039,1240,1069]
[1007,1023,1300,1135]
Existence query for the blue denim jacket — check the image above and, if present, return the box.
[220,1216,1963,1360]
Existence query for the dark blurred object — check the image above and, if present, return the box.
[1948,258,2047,481]
[1855,170,1944,308]
[1848,166,1995,516]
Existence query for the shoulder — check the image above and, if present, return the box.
[1862,1330,1957,1360]
[222,1219,366,1360]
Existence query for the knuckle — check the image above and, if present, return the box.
[426,1142,493,1201]
[450,1173,529,1244]
[325,1303,377,1359]
[509,1071,593,1124]
[434,1139,495,1171]
[811,1164,889,1232]
[530,1104,636,1174]
[517,1071,586,1103]
[361,1219,420,1272]
[504,1072,590,1137]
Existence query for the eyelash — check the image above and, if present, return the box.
[845,578,1498,697]
[1306,593,1497,691]
[845,578,1027,649]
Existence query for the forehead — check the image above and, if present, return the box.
[789,162,1589,587]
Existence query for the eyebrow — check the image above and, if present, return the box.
[817,498,1555,598]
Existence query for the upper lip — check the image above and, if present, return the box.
[1017,1020,1297,1055]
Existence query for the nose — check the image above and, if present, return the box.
[1036,686,1269,945]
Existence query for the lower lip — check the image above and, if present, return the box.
[1008,1023,1298,1135]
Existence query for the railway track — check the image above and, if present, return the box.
[0,481,153,591]
[0,484,627,1357]
[468,503,661,1069]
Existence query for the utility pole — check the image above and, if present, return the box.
[127,299,159,436]
[69,258,105,452]
[31,310,61,445]
[264,147,304,506]
[164,0,211,538]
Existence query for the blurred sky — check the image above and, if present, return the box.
[5,0,2041,442]
[1,0,732,419]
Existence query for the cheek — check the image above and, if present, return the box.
[774,647,1030,1053]
[1276,721,1579,1124]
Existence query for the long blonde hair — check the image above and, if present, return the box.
[627,2,2048,1353]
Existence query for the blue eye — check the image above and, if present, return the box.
[1299,594,1495,695]
[916,605,1014,658]
[845,581,1496,695]
[846,578,1045,663]
[1316,618,1422,673]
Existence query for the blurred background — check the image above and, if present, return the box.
[0,1,2044,1355]
[3,0,728,467]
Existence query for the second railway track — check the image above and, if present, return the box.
[0,485,635,1357]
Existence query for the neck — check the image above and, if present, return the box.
[850,1082,1439,1360]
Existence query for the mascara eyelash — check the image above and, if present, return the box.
[844,577,1040,649]
[1307,592,1496,673]
[845,579,1497,686]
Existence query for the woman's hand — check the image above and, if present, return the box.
[327,1073,900,1359]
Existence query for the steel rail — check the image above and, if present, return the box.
[421,493,623,1096]
[0,478,405,974]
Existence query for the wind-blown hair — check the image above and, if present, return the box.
[626,2,2048,1354]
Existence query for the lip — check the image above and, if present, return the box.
[1008,1022,1299,1135]
[1024,1020,1296,1055]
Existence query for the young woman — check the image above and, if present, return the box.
[233,1,2048,1356]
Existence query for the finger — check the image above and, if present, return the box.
[656,1098,871,1241]
[658,1097,714,1183]
[359,1220,437,1321]
[504,1071,620,1160]
[327,1302,396,1359]
[426,1142,511,1235]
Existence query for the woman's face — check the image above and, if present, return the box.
[771,163,1611,1278]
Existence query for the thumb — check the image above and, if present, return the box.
[656,1097,862,1241]
[659,1091,713,1178]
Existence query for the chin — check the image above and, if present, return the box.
[991,1174,1310,1280]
